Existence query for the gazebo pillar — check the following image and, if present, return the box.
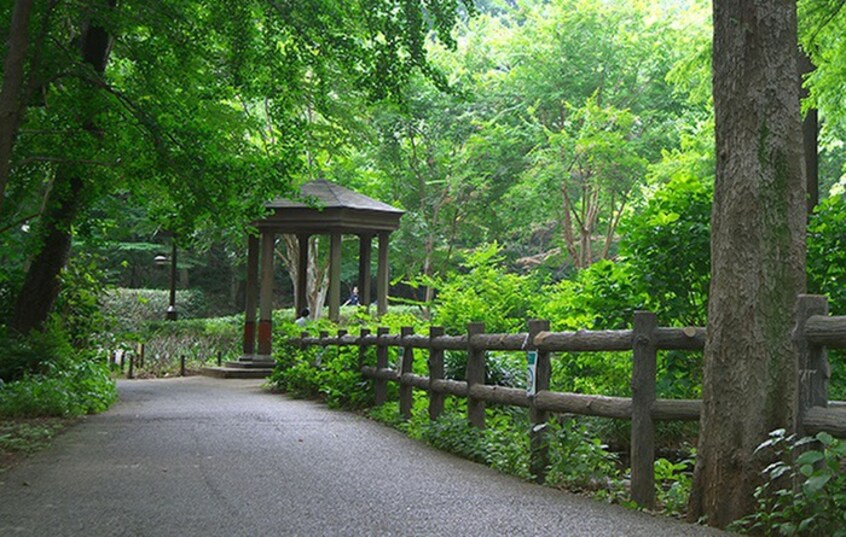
[296,234,309,315]
[241,234,259,359]
[377,231,390,316]
[257,229,275,360]
[358,233,373,309]
[328,232,342,322]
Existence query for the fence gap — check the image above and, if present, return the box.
[466,322,486,429]
[428,326,446,421]
[399,326,415,420]
[528,319,551,484]
[631,310,658,509]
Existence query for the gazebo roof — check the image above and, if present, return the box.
[257,180,404,235]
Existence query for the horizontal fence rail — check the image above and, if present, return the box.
[288,295,845,510]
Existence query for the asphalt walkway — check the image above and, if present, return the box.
[0,377,727,536]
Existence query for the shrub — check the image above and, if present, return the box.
[0,324,73,382]
[101,287,208,333]
[0,357,116,417]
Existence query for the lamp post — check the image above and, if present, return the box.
[154,238,178,321]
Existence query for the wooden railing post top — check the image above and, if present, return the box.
[401,326,414,336]
[429,326,445,337]
[319,330,329,339]
[377,326,389,337]
[337,329,348,337]
[359,328,371,336]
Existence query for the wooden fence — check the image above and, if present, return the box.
[290,294,846,509]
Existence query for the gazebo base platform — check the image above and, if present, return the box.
[199,359,275,379]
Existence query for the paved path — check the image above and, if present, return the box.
[0,377,727,536]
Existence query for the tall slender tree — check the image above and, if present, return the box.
[688,0,806,527]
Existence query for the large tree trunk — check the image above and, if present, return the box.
[0,0,35,213]
[688,1,806,527]
[9,5,115,335]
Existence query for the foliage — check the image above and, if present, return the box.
[0,324,74,382]
[807,194,846,400]
[0,357,116,417]
[536,260,644,331]
[101,288,209,333]
[654,456,694,516]
[620,140,714,327]
[429,243,536,334]
[546,418,621,492]
[730,429,846,536]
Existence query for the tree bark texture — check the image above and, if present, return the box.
[9,5,115,335]
[689,1,806,527]
[0,0,34,213]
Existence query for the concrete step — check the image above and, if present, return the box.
[199,366,274,379]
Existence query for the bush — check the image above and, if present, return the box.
[0,357,116,417]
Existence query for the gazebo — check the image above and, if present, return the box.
[241,180,404,363]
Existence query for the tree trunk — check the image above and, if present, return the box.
[9,172,84,334]
[688,1,806,528]
[0,0,34,213]
[9,5,115,335]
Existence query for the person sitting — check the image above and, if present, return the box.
[295,308,310,327]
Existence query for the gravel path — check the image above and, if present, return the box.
[0,377,728,536]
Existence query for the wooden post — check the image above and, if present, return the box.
[528,319,551,484]
[796,295,830,432]
[631,311,658,509]
[257,230,275,358]
[329,232,342,322]
[428,326,446,421]
[243,234,259,357]
[358,234,372,309]
[375,327,389,405]
[217,351,222,367]
[399,327,414,421]
[119,352,125,373]
[180,354,186,377]
[376,232,390,316]
[127,351,134,379]
[358,329,371,371]
[138,343,145,368]
[466,322,486,429]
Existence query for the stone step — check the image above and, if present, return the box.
[199,366,274,379]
